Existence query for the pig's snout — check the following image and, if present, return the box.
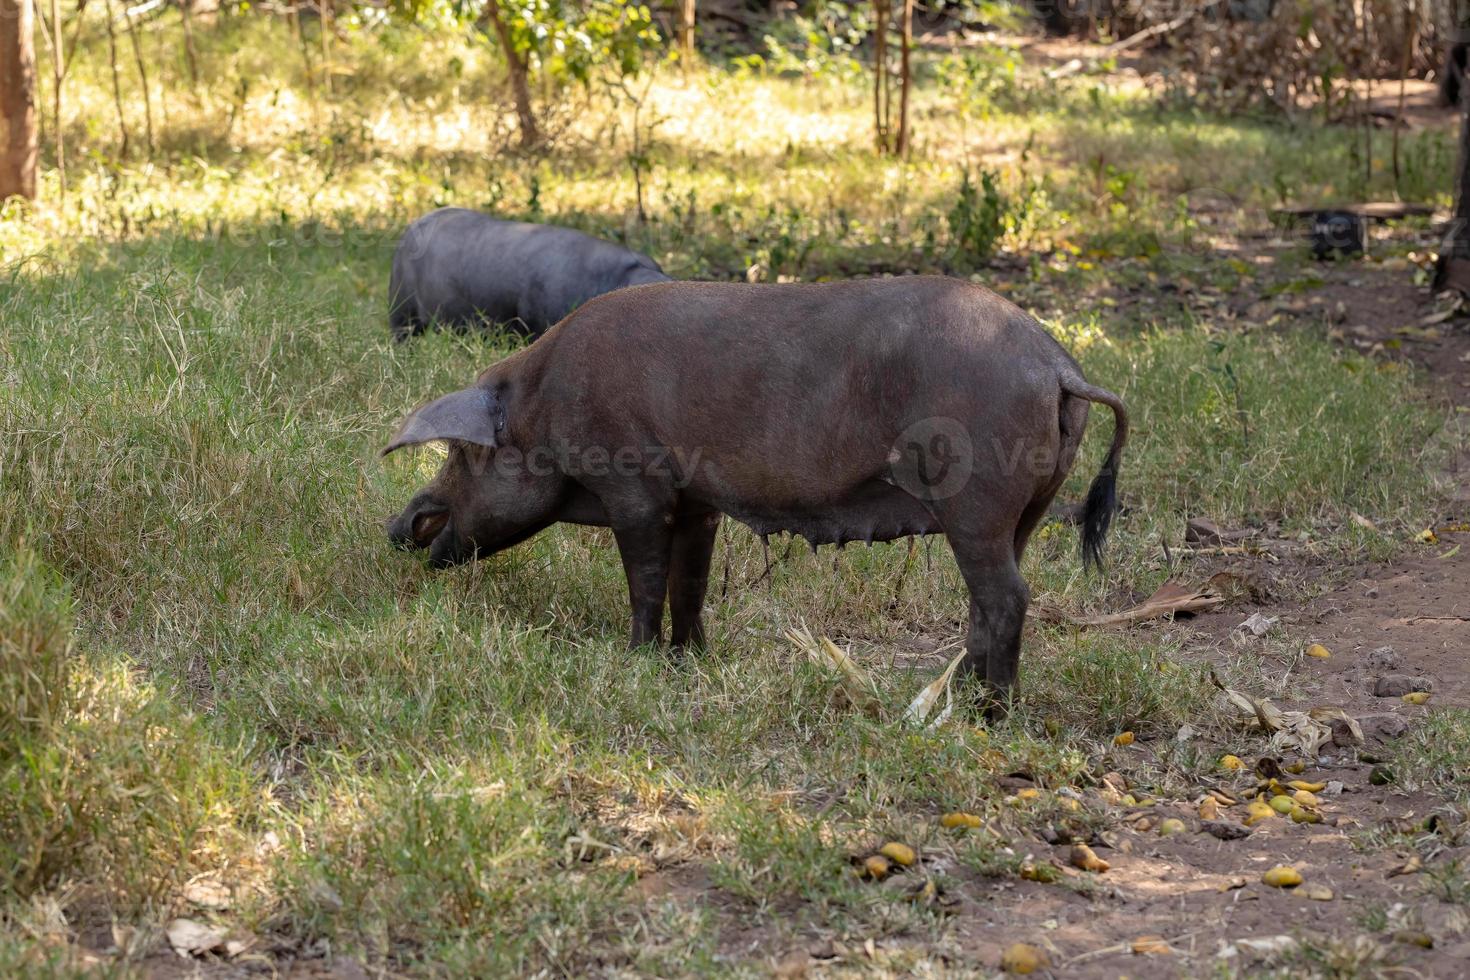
[386,504,449,551]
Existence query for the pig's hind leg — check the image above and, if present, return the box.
[941,512,1031,716]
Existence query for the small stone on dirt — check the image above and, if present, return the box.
[1186,517,1223,545]
[1365,646,1400,671]
[1202,820,1253,841]
[166,918,227,957]
[1358,713,1411,741]
[1372,675,1433,698]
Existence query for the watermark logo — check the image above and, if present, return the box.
[888,417,974,502]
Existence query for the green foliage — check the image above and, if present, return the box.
[946,169,1015,268]
[0,550,72,753]
[938,45,1025,119]
[757,0,868,82]
[493,0,661,84]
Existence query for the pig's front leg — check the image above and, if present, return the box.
[668,509,720,650]
[612,519,674,647]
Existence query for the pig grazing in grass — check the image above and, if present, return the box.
[388,208,670,341]
[384,276,1128,710]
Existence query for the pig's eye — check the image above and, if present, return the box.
[412,510,449,546]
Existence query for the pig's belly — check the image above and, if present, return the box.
[720,479,942,546]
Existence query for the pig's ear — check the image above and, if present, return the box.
[381,386,505,457]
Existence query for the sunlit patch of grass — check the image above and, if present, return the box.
[1386,709,1470,802]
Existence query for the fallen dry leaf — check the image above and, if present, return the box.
[1220,935,1297,959]
[1388,854,1423,878]
[1031,574,1235,627]
[1131,935,1173,955]
[1235,611,1278,637]
[1308,708,1364,746]
[785,627,882,718]
[903,648,966,729]
[1211,674,1336,758]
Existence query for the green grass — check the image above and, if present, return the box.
[1,17,1466,975]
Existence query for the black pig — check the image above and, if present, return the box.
[384,277,1128,708]
[388,208,669,341]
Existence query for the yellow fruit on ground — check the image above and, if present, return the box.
[1113,731,1135,746]
[1299,885,1334,901]
[1244,801,1275,826]
[1290,806,1322,824]
[1305,643,1331,659]
[1284,761,1307,774]
[863,855,891,880]
[878,842,917,867]
[1292,790,1319,807]
[1220,754,1245,771]
[1019,861,1057,883]
[1158,818,1187,837]
[1288,780,1326,793]
[1263,866,1303,888]
[1199,797,1220,820]
[940,812,983,829]
[1070,843,1110,873]
[1403,692,1431,705]
[1001,943,1048,974]
[1269,795,1297,814]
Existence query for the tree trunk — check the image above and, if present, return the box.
[895,0,913,155]
[485,0,539,149]
[43,0,63,197]
[123,5,153,155]
[319,0,332,96]
[1,0,39,200]
[678,0,695,65]
[102,0,130,159]
[873,0,888,153]
[179,0,199,87]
